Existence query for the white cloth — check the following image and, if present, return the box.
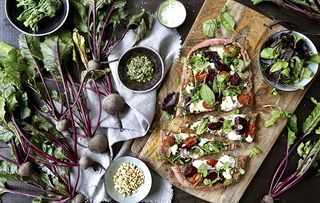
[73,16,181,203]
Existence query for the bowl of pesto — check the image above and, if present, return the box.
[117,46,164,93]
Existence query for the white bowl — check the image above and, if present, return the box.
[259,30,319,91]
[105,156,152,203]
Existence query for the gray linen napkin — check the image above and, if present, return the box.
[72,16,181,203]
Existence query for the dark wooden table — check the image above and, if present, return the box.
[1,0,320,202]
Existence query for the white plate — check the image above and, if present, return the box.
[105,156,152,203]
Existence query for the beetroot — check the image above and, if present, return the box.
[79,156,94,170]
[233,117,248,134]
[207,172,218,180]
[184,165,197,177]
[55,119,71,132]
[230,73,240,86]
[208,121,223,130]
[161,92,179,114]
[19,162,33,177]
[214,61,230,72]
[261,195,274,203]
[102,94,125,115]
[204,51,221,62]
[88,133,108,154]
[72,193,86,203]
[88,60,101,70]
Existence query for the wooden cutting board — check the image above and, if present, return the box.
[132,0,314,202]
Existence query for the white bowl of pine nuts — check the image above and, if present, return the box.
[105,156,152,203]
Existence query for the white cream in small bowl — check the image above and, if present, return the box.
[157,0,187,28]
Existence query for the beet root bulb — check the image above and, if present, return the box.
[79,156,94,170]
[261,195,274,203]
[88,60,101,71]
[19,162,33,177]
[102,94,125,115]
[56,119,71,132]
[88,133,108,154]
[72,193,86,203]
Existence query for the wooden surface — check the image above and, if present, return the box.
[2,0,320,202]
[133,0,316,202]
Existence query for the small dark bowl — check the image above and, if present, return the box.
[5,0,69,36]
[117,46,164,93]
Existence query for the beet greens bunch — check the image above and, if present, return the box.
[252,0,320,22]
[0,0,153,201]
[0,42,81,202]
[263,98,320,203]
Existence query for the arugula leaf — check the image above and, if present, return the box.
[264,110,290,128]
[271,88,278,95]
[270,60,288,72]
[309,54,320,64]
[163,112,174,122]
[219,8,236,32]
[250,146,262,158]
[200,84,215,105]
[203,19,217,38]
[260,47,277,59]
[198,163,209,177]
[301,68,314,79]
[203,176,221,186]
[196,118,208,135]
[302,98,320,135]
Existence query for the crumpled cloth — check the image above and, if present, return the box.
[72,16,181,203]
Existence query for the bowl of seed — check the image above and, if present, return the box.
[105,156,152,203]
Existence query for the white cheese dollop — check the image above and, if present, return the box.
[170,144,178,156]
[176,133,190,140]
[192,160,213,169]
[185,84,195,94]
[208,115,219,123]
[188,120,202,130]
[208,45,225,58]
[221,96,243,112]
[245,135,254,143]
[227,130,242,141]
[222,169,232,180]
[198,138,210,146]
[215,155,237,171]
[189,100,211,113]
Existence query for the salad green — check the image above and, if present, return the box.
[260,31,320,87]
[16,0,62,32]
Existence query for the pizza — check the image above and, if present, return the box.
[170,155,248,190]
[176,39,252,116]
[158,130,239,165]
[158,38,255,191]
[187,113,258,143]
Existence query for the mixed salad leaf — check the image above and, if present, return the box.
[260,31,320,87]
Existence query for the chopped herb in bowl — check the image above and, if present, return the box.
[126,55,154,83]
[259,31,320,91]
